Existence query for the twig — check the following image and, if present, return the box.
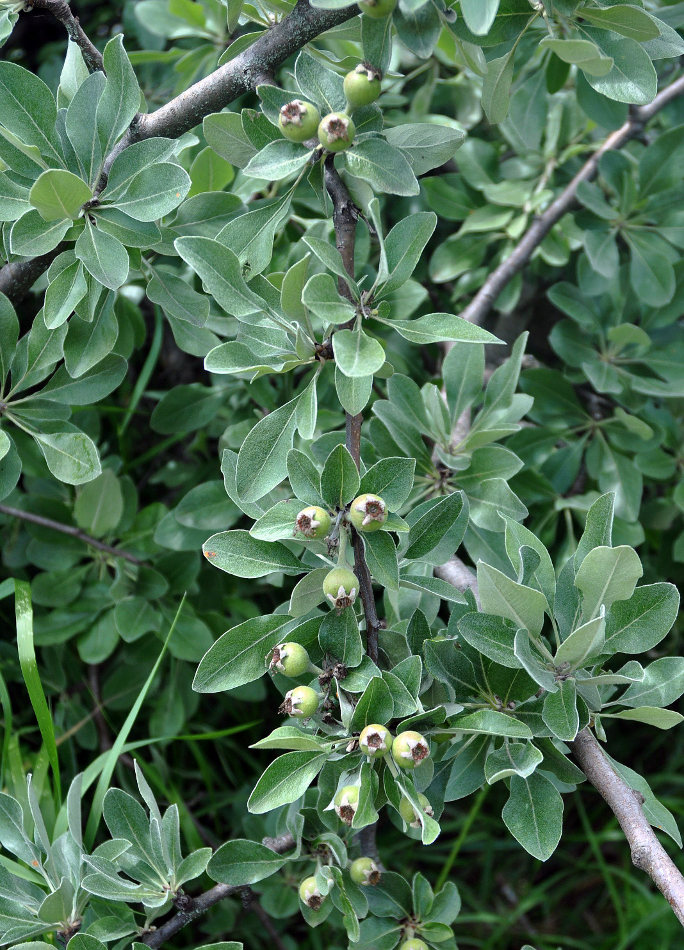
[0,504,142,564]
[140,835,295,948]
[324,156,357,305]
[570,728,684,927]
[0,0,358,303]
[459,72,684,326]
[28,0,103,72]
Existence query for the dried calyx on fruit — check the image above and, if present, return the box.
[323,567,359,611]
[294,505,332,539]
[398,793,434,828]
[349,493,388,532]
[334,785,359,824]
[299,876,325,909]
[344,64,382,110]
[349,856,381,886]
[318,112,356,152]
[359,723,393,758]
[268,642,310,677]
[358,0,397,17]
[278,99,321,142]
[279,685,319,718]
[392,731,430,770]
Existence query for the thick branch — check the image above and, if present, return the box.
[0,244,65,303]
[459,71,684,326]
[29,0,103,72]
[0,504,142,564]
[324,156,357,304]
[140,834,295,948]
[434,556,480,608]
[571,728,684,927]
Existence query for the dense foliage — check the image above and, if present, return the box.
[0,1,683,948]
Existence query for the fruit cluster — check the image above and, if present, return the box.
[277,62,385,153]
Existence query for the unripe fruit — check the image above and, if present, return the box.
[334,785,359,824]
[280,685,319,718]
[269,642,310,677]
[278,100,321,142]
[358,0,397,18]
[398,793,434,828]
[350,856,381,886]
[359,724,392,758]
[344,64,382,110]
[349,493,387,532]
[318,112,356,152]
[392,731,430,770]
[323,567,359,611]
[399,940,429,950]
[295,506,332,540]
[299,875,325,909]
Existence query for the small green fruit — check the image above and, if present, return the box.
[344,64,382,110]
[392,731,430,770]
[359,724,393,758]
[269,642,310,677]
[318,112,356,152]
[398,793,434,828]
[323,567,359,611]
[350,856,381,885]
[295,505,332,540]
[299,875,325,909]
[349,493,388,532]
[398,940,429,950]
[334,785,359,824]
[281,685,319,718]
[278,100,321,142]
[358,0,397,17]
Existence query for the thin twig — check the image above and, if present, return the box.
[459,72,684,326]
[570,728,684,927]
[0,504,142,564]
[140,835,295,947]
[28,0,103,72]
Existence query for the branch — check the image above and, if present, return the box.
[459,71,684,327]
[434,556,480,608]
[570,728,684,927]
[140,834,295,948]
[0,0,358,302]
[28,0,103,72]
[0,503,142,564]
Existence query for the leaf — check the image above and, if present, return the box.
[44,260,88,329]
[350,677,394,732]
[96,35,141,156]
[554,616,605,669]
[320,444,359,508]
[29,170,92,222]
[538,38,613,77]
[151,384,224,433]
[619,657,684,709]
[75,221,129,290]
[358,457,415,509]
[146,267,209,326]
[9,210,71,257]
[382,126,465,176]
[236,394,301,502]
[216,195,292,276]
[478,563,547,636]
[482,51,515,124]
[243,140,313,180]
[452,709,532,739]
[625,231,675,307]
[603,583,679,655]
[34,428,101,485]
[485,741,542,784]
[208,839,288,885]
[458,613,519,669]
[303,272,356,324]
[574,545,643,621]
[580,29,657,105]
[461,0,499,35]
[502,772,563,861]
[362,531,399,591]
[404,492,468,562]
[74,469,124,537]
[333,329,386,378]
[201,530,302,579]
[174,236,264,318]
[580,5,660,42]
[342,139,419,197]
[319,609,363,667]
[377,312,500,345]
[542,679,579,741]
[108,163,191,221]
[608,707,683,730]
[248,751,328,814]
[0,61,60,162]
